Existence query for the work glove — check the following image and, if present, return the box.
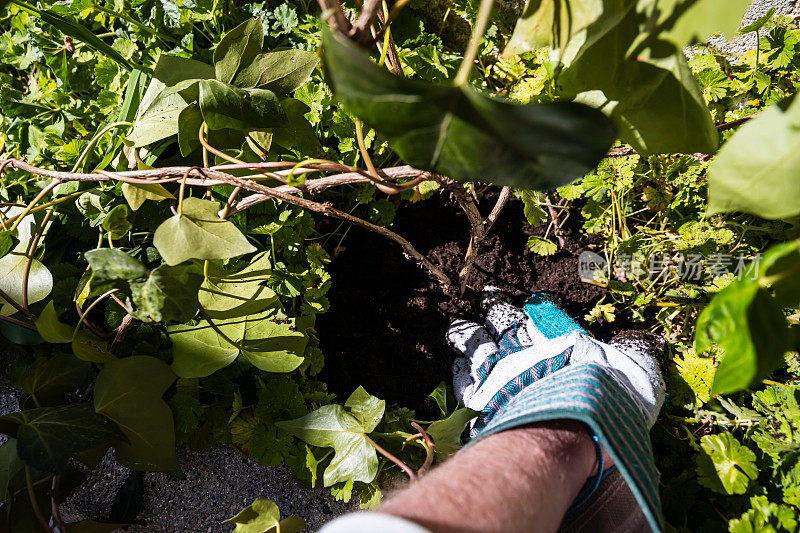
[447,287,666,532]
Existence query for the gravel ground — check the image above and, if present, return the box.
[59,447,351,532]
[0,352,350,532]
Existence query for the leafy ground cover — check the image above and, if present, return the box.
[0,0,799,532]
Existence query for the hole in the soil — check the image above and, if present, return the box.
[316,191,607,410]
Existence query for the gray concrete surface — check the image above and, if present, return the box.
[703,0,799,58]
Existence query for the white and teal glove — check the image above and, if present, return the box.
[447,288,666,532]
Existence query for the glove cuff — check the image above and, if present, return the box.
[466,363,664,533]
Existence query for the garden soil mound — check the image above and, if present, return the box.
[317,190,608,414]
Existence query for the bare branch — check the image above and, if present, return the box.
[317,0,352,34]
[351,0,381,41]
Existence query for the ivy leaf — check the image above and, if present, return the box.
[271,98,324,156]
[35,301,74,343]
[94,356,181,476]
[198,80,288,132]
[153,197,257,265]
[17,353,91,408]
[355,482,382,510]
[695,280,791,395]
[0,229,18,259]
[85,248,148,295]
[130,263,204,323]
[199,252,277,318]
[101,205,132,239]
[0,439,23,501]
[214,18,264,85]
[527,236,558,256]
[72,330,115,363]
[168,305,308,377]
[426,407,477,458]
[696,432,758,495]
[0,405,126,473]
[708,97,800,219]
[0,253,53,317]
[121,182,175,211]
[321,24,615,190]
[277,386,385,486]
[223,498,306,533]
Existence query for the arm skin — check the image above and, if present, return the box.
[380,420,608,533]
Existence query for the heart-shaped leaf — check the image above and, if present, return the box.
[426,407,477,457]
[17,353,92,408]
[199,252,277,318]
[101,204,132,239]
[277,386,385,486]
[94,356,181,476]
[35,301,74,343]
[121,182,175,211]
[130,263,204,323]
[153,197,257,265]
[85,248,149,296]
[0,405,126,473]
[0,229,18,260]
[72,329,115,363]
[198,80,288,131]
[321,24,615,190]
[168,305,308,377]
[0,253,52,317]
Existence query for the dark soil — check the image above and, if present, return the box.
[316,189,609,414]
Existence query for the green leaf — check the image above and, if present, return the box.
[199,80,288,131]
[527,236,558,255]
[740,7,776,33]
[0,253,53,317]
[321,24,615,190]
[18,4,135,71]
[271,98,324,157]
[199,252,277,318]
[695,280,791,395]
[72,329,115,363]
[214,18,264,84]
[85,248,149,294]
[35,301,74,343]
[696,432,758,495]
[651,0,751,46]
[277,386,385,486]
[520,190,548,226]
[235,49,319,94]
[707,97,800,219]
[0,230,18,259]
[17,353,91,408]
[101,205,132,239]
[223,499,279,532]
[0,439,23,501]
[177,103,204,156]
[153,197,257,265]
[94,356,181,476]
[117,69,147,124]
[168,305,308,377]
[121,182,175,211]
[729,495,799,533]
[427,407,477,458]
[505,0,603,55]
[756,240,800,309]
[552,1,719,155]
[152,54,215,87]
[130,263,204,323]
[0,405,125,473]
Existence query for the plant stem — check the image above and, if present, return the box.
[73,288,118,334]
[454,0,494,86]
[72,121,133,173]
[0,313,38,331]
[26,466,54,533]
[365,435,417,481]
[22,208,53,310]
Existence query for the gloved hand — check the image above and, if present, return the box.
[447,287,667,532]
